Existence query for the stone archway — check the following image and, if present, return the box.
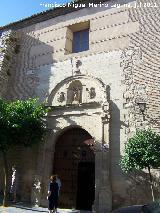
[32,75,112,212]
[53,127,95,210]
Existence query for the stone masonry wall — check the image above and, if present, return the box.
[0,30,18,98]
[2,1,137,207]
[7,0,138,99]
[113,0,160,208]
[129,0,160,132]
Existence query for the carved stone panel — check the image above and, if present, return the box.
[88,87,96,99]
[57,92,65,103]
[47,75,109,107]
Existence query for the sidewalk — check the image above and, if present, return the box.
[0,204,92,213]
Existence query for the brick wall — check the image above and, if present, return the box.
[129,0,160,131]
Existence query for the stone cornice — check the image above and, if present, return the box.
[0,0,111,31]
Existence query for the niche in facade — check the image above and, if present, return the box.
[67,80,82,104]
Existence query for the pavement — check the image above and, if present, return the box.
[0,203,92,213]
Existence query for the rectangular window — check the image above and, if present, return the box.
[72,29,89,53]
[65,21,90,54]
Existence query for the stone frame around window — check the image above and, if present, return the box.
[65,21,90,54]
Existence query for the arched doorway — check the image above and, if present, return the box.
[53,127,95,210]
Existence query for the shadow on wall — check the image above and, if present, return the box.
[109,102,160,209]
[7,32,56,102]
[109,100,123,209]
[0,31,56,203]
[125,170,160,205]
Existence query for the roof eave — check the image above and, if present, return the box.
[0,0,109,31]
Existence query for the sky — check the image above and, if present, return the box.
[0,0,71,27]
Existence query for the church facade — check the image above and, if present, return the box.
[0,0,160,212]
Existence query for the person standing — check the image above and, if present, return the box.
[47,175,59,213]
[10,165,17,203]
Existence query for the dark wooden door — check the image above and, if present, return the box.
[76,162,95,210]
[53,128,95,209]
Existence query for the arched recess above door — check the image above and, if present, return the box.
[47,75,109,107]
